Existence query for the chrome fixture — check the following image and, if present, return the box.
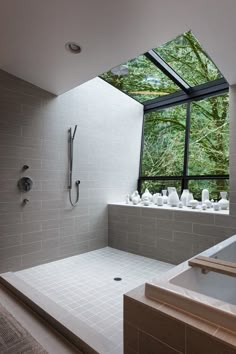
[22,198,29,205]
[18,177,33,192]
[68,125,80,207]
[65,42,82,54]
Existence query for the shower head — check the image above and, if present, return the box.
[72,125,77,140]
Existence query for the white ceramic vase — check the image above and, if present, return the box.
[152,193,159,204]
[162,190,168,204]
[131,191,140,203]
[168,188,179,207]
[157,195,163,206]
[142,188,152,202]
[190,199,198,209]
[132,197,140,205]
[180,189,189,207]
[204,199,212,208]
[143,196,150,206]
[218,192,229,210]
[202,189,209,203]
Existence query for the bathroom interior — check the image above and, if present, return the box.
[0,1,236,354]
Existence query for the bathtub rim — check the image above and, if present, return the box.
[145,235,236,332]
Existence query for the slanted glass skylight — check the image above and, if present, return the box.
[100,31,224,104]
[100,54,179,103]
[154,31,222,87]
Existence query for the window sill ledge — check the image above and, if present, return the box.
[108,202,229,215]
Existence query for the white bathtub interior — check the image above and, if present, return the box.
[212,240,236,262]
[170,267,236,305]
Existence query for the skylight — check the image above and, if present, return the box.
[154,31,222,87]
[100,54,179,103]
[100,31,225,104]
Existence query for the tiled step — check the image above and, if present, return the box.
[0,272,114,354]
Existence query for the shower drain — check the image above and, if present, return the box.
[114,277,122,281]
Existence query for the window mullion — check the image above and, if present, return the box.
[182,103,191,192]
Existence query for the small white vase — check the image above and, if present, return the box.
[168,188,179,207]
[143,196,150,206]
[131,191,140,203]
[162,190,168,204]
[180,189,189,207]
[202,189,209,203]
[187,193,194,207]
[190,199,198,209]
[167,187,172,204]
[152,193,159,205]
[157,195,163,206]
[213,202,221,211]
[205,199,212,208]
[132,197,140,205]
[218,192,229,210]
[142,188,152,202]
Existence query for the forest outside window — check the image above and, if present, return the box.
[100,30,229,199]
[140,92,229,200]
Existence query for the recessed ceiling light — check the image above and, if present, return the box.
[65,42,82,54]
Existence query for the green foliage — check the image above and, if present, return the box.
[142,105,186,176]
[189,94,229,176]
[100,55,178,103]
[101,31,229,200]
[155,31,222,86]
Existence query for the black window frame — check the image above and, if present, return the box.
[138,80,229,195]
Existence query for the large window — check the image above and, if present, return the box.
[100,30,229,199]
[139,93,229,200]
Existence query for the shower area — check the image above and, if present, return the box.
[0,71,176,354]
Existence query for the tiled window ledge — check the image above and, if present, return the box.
[109,202,229,215]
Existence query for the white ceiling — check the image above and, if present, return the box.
[0,0,235,95]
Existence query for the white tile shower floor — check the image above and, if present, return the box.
[16,247,174,353]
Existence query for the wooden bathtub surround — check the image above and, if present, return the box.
[124,285,236,354]
[189,255,236,277]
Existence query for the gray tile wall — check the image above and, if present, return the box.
[108,205,236,264]
[0,70,143,272]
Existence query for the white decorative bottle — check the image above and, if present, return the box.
[218,192,229,210]
[168,188,179,207]
[142,188,152,202]
[162,190,168,204]
[131,191,140,203]
[152,193,159,205]
[157,195,163,206]
[180,189,189,207]
[202,189,209,203]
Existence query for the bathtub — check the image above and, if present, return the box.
[145,235,236,331]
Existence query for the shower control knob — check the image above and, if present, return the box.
[17,177,33,192]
